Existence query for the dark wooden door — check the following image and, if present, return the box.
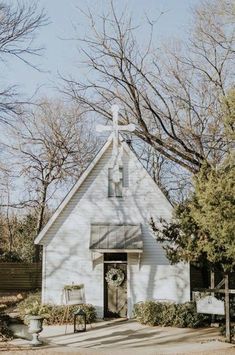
[104,263,127,318]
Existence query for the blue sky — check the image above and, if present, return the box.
[4,0,200,99]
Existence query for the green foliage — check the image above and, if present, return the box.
[0,213,37,263]
[191,161,235,272]
[42,304,96,325]
[0,314,14,341]
[220,324,235,339]
[18,292,97,325]
[13,213,38,262]
[0,210,51,263]
[18,292,41,318]
[223,88,235,141]
[151,158,235,273]
[133,301,161,326]
[0,251,23,262]
[133,301,210,328]
[151,201,203,265]
[173,302,209,328]
[23,301,50,319]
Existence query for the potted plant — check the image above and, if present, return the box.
[24,301,49,346]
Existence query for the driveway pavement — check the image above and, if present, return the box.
[4,319,235,354]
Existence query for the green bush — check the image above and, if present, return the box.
[220,324,235,339]
[0,251,23,262]
[0,314,14,341]
[40,304,97,325]
[133,301,158,326]
[173,302,209,328]
[133,301,210,328]
[18,291,97,325]
[18,291,41,317]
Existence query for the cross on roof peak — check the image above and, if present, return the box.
[96,105,135,184]
[96,105,135,153]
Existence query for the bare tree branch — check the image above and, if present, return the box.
[62,0,234,173]
[0,1,48,124]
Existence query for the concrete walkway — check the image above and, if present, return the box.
[5,319,235,354]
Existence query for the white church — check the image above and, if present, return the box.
[35,106,191,318]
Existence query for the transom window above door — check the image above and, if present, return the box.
[104,253,127,262]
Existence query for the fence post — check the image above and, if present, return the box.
[225,274,231,343]
[210,270,215,324]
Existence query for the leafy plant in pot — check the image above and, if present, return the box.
[24,301,49,346]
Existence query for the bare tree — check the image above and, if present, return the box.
[0,1,48,124]
[62,0,234,174]
[6,100,99,260]
[134,140,192,203]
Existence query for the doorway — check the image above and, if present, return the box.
[104,253,127,318]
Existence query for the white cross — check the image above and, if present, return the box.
[96,105,135,183]
[96,104,135,158]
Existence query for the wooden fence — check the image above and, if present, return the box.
[0,262,42,291]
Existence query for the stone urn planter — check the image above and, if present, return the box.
[27,315,44,346]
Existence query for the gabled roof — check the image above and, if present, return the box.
[35,134,172,245]
[34,134,113,245]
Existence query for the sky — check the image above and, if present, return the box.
[1,0,202,207]
[4,0,201,100]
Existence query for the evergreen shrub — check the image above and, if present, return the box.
[133,301,210,328]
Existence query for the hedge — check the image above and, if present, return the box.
[18,292,97,325]
[133,301,210,328]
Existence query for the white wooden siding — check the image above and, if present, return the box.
[41,143,190,318]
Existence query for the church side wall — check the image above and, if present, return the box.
[41,145,190,318]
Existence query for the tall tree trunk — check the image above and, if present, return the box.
[34,184,48,262]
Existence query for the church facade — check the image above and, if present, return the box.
[35,133,191,318]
